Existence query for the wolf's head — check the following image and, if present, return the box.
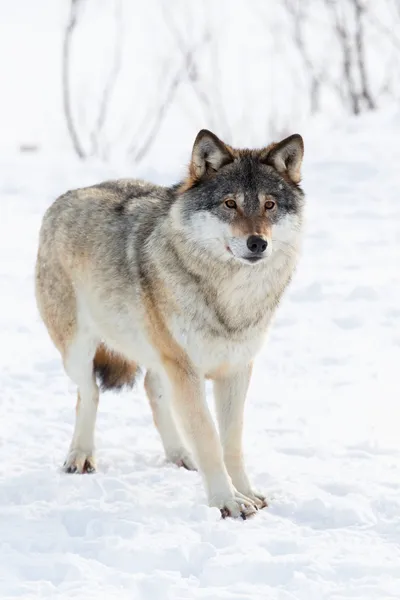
[172,129,305,266]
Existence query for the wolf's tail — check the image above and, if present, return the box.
[93,343,138,391]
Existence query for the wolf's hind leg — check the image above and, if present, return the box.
[144,370,196,471]
[63,333,99,474]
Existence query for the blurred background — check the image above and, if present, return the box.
[2,0,400,173]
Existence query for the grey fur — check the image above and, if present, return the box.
[35,130,305,519]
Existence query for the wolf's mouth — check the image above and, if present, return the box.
[227,246,264,264]
[244,256,262,263]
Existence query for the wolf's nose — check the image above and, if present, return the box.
[247,235,268,254]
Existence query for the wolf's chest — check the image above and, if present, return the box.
[169,308,268,375]
[166,260,286,374]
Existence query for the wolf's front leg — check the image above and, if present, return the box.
[213,364,267,509]
[164,359,258,519]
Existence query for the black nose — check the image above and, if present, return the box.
[247,235,268,254]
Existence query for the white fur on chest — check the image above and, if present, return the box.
[167,247,296,374]
[171,314,266,374]
[169,275,274,374]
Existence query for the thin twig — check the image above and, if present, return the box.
[128,34,210,163]
[62,0,86,159]
[90,0,124,157]
[353,0,375,110]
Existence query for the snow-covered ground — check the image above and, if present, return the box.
[1,110,400,599]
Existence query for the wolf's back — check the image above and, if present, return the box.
[34,178,165,391]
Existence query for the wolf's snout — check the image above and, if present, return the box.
[247,235,268,254]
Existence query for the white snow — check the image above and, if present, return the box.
[1,109,400,599]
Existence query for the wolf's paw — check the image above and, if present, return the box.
[166,448,197,471]
[63,449,96,474]
[236,488,268,510]
[211,493,259,520]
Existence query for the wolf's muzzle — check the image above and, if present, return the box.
[246,235,268,255]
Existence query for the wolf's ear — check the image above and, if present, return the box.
[190,129,233,179]
[262,134,304,184]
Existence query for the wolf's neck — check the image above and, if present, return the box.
[166,227,292,302]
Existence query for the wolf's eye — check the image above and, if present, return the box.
[265,199,276,210]
[225,199,237,209]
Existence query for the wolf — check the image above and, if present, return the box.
[35,129,305,519]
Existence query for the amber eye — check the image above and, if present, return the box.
[265,199,276,210]
[225,199,237,209]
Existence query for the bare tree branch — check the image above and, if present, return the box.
[353,0,376,110]
[162,3,231,139]
[90,0,123,157]
[365,7,400,52]
[325,0,360,115]
[202,8,232,139]
[62,0,86,159]
[283,0,324,114]
[127,34,210,163]
[130,71,181,164]
[123,55,173,154]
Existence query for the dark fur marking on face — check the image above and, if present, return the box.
[176,154,303,229]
